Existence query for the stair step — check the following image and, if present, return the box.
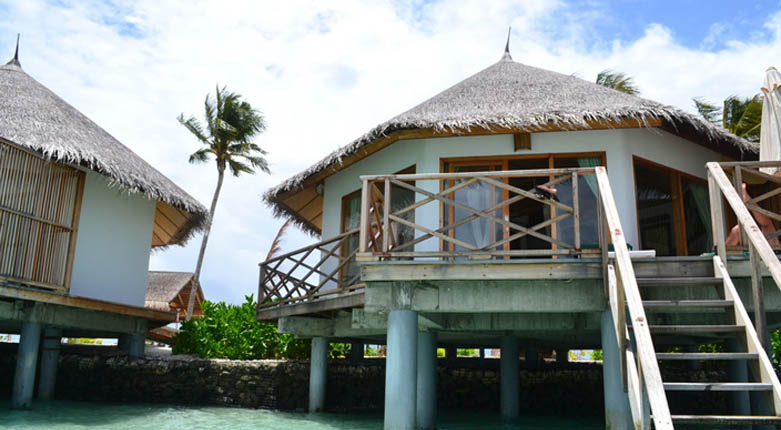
[672,415,781,425]
[641,325,744,334]
[665,382,772,392]
[643,300,733,308]
[637,277,722,286]
[656,352,758,360]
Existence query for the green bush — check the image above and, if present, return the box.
[173,294,309,360]
[590,349,603,361]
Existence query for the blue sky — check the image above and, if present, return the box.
[1,0,781,305]
[574,0,781,50]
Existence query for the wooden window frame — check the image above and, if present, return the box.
[0,140,85,292]
[632,156,707,256]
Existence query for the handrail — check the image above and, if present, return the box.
[707,161,781,350]
[357,167,601,261]
[257,228,363,309]
[713,255,781,414]
[595,166,673,429]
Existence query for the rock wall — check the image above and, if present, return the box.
[0,347,726,415]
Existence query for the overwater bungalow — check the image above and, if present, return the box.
[0,43,207,409]
[145,271,204,320]
[258,42,781,428]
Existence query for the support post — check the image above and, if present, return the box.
[684,345,700,371]
[12,321,42,409]
[384,310,418,430]
[126,333,145,359]
[601,311,633,429]
[500,335,520,419]
[725,338,751,430]
[349,342,363,363]
[309,337,328,413]
[416,331,437,430]
[38,328,62,400]
[525,346,539,369]
[445,346,457,363]
[749,244,770,354]
[556,348,568,366]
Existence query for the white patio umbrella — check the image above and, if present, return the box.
[760,66,781,174]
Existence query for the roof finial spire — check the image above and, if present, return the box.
[502,27,513,62]
[5,34,21,67]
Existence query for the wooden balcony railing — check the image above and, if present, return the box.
[257,228,366,309]
[258,167,605,309]
[357,168,602,260]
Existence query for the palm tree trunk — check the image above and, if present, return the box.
[185,167,225,320]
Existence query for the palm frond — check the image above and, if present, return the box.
[595,70,640,95]
[238,154,270,173]
[693,97,722,124]
[189,148,214,164]
[227,158,254,176]
[266,218,294,261]
[177,114,211,145]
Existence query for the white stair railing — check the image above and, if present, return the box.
[595,167,673,429]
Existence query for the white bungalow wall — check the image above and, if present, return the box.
[318,128,722,287]
[69,171,156,307]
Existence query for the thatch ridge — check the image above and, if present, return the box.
[0,59,208,245]
[264,57,757,235]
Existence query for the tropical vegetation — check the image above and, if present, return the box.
[693,95,763,142]
[173,294,309,359]
[595,70,640,95]
[178,85,270,320]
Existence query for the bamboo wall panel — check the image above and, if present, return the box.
[0,141,84,291]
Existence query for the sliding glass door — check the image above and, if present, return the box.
[634,157,711,256]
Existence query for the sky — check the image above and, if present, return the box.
[1,0,781,305]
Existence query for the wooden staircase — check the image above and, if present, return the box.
[595,164,781,429]
[630,261,781,427]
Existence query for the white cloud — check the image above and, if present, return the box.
[2,1,781,303]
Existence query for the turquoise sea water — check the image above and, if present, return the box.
[0,400,605,429]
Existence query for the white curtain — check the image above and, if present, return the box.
[463,181,492,248]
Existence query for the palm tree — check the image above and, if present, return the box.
[595,70,640,95]
[693,95,762,142]
[178,85,269,320]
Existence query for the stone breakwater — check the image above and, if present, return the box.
[0,348,727,415]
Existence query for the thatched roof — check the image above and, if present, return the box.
[0,48,207,245]
[145,271,200,312]
[264,51,757,235]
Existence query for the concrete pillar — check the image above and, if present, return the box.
[12,322,42,409]
[556,348,568,365]
[725,338,751,426]
[600,311,633,429]
[384,310,417,430]
[445,346,457,362]
[349,342,363,363]
[684,344,701,371]
[417,331,437,430]
[500,335,520,418]
[126,333,145,359]
[309,337,328,413]
[37,328,62,400]
[525,346,539,369]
